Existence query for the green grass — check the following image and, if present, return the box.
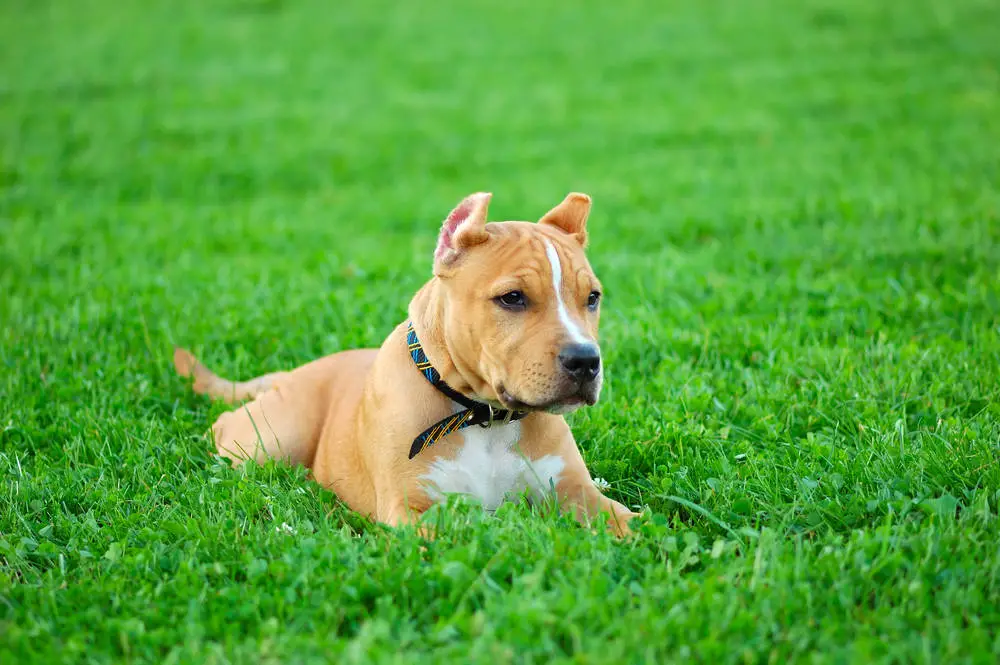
[2,0,1000,662]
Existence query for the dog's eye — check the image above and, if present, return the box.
[495,290,527,310]
[587,291,601,311]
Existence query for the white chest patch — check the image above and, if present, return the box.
[421,420,565,511]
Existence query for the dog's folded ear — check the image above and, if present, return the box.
[434,192,492,272]
[539,192,591,246]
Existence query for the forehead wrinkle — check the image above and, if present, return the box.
[487,230,593,297]
[549,240,598,304]
[486,233,533,269]
[489,236,553,301]
[547,237,589,290]
[484,234,547,291]
[500,235,547,279]
[517,238,550,292]
[573,258,597,286]
[501,268,545,282]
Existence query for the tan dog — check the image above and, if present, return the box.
[174,193,638,535]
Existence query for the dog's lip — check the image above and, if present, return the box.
[498,388,594,411]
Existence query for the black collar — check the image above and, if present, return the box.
[406,322,528,459]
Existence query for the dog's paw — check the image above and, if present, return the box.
[173,347,198,378]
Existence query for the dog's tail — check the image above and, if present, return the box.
[173,347,286,404]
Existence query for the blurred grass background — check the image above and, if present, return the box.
[2,0,999,663]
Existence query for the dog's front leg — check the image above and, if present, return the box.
[550,438,638,537]
[378,499,421,527]
[375,492,439,540]
[558,476,638,537]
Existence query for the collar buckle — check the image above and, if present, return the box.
[479,405,517,428]
[478,404,495,428]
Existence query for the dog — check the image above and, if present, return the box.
[174,192,638,536]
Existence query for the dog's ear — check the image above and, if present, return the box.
[539,192,591,246]
[434,192,492,271]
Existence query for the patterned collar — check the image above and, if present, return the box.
[405,322,528,459]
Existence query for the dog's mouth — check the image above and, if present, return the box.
[498,384,599,413]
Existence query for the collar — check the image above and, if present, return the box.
[406,322,528,459]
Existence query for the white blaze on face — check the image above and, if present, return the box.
[543,239,590,345]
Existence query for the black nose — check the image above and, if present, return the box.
[558,343,601,382]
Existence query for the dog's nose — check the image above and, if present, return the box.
[558,343,601,382]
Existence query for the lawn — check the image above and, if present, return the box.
[2,0,1000,662]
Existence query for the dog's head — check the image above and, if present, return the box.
[427,192,604,413]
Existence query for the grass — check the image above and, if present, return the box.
[2,0,1000,662]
